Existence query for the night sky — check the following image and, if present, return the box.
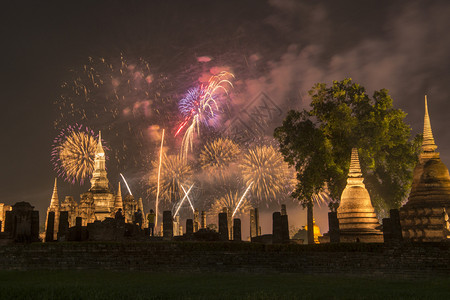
[2,0,450,233]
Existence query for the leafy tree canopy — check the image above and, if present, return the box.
[274,78,421,213]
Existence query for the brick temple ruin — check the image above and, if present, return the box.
[45,132,145,240]
[0,99,449,245]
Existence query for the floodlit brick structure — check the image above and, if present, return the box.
[336,148,383,243]
[400,97,450,242]
[46,131,139,236]
[0,203,12,232]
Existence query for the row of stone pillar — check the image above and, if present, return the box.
[161,206,290,243]
[45,211,87,242]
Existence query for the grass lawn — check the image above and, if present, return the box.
[0,270,448,299]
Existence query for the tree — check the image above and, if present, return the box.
[274,78,421,243]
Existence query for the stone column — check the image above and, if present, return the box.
[4,211,13,237]
[58,211,69,241]
[193,210,199,232]
[45,211,55,242]
[390,209,403,240]
[328,212,340,243]
[75,217,82,241]
[382,217,392,242]
[186,219,193,236]
[233,218,241,241]
[31,211,39,242]
[223,207,232,240]
[250,208,260,239]
[281,204,287,216]
[201,211,206,229]
[173,215,180,236]
[255,208,261,236]
[272,212,282,244]
[218,212,228,241]
[163,210,173,239]
[281,214,289,243]
[250,209,256,238]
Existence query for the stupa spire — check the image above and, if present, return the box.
[117,181,122,197]
[348,148,362,178]
[97,130,105,155]
[422,95,437,153]
[89,130,109,192]
[114,182,123,211]
[50,177,59,208]
[336,148,383,243]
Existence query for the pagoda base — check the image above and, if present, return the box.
[339,230,384,243]
[399,205,450,242]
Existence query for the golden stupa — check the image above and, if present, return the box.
[304,218,322,243]
[336,148,383,243]
[399,96,450,242]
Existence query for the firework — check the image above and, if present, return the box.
[154,129,165,231]
[55,55,171,175]
[174,184,195,217]
[210,190,252,217]
[199,138,240,172]
[51,124,102,184]
[180,184,195,212]
[232,182,253,218]
[241,145,295,205]
[149,154,193,207]
[119,173,133,195]
[176,71,234,159]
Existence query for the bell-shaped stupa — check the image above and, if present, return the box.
[337,148,383,242]
[400,96,450,242]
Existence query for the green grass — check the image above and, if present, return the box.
[0,271,448,299]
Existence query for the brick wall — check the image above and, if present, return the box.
[0,242,448,277]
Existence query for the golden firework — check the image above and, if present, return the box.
[52,127,99,184]
[149,154,193,205]
[210,190,252,217]
[241,145,295,205]
[199,138,240,173]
